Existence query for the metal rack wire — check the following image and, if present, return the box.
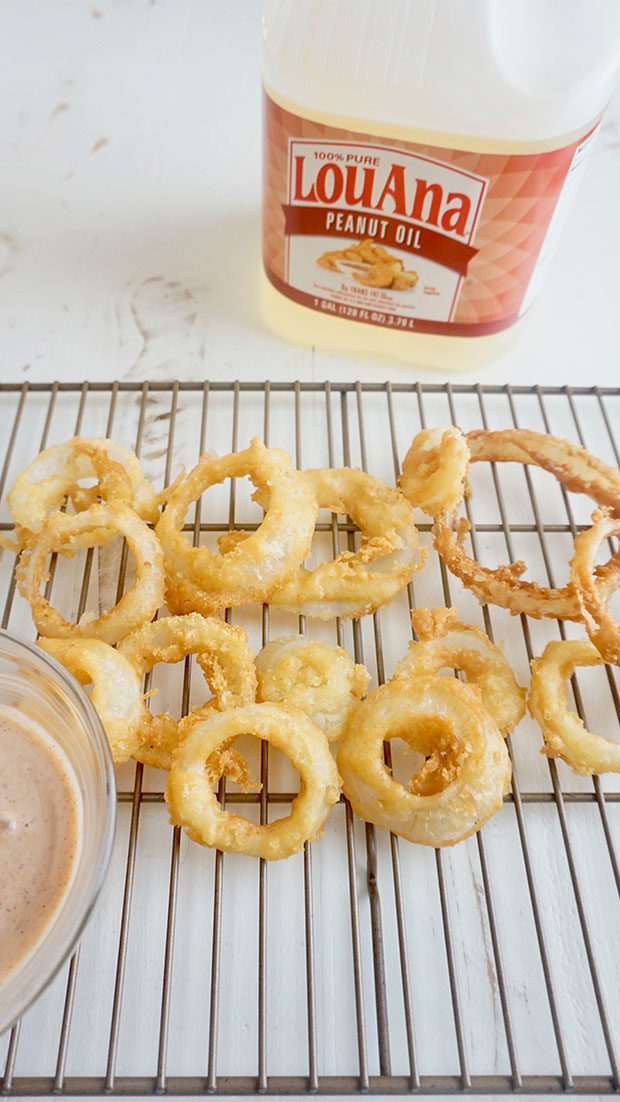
[1,380,620,1097]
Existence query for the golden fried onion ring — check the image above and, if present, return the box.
[337,676,511,847]
[7,437,163,545]
[267,467,425,619]
[571,508,620,665]
[393,607,525,736]
[467,429,620,513]
[157,438,318,615]
[118,612,257,770]
[399,427,470,517]
[528,638,620,775]
[38,636,147,765]
[165,702,342,860]
[16,502,165,644]
[255,635,369,742]
[433,428,620,620]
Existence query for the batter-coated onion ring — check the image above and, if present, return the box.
[571,508,620,665]
[399,427,469,517]
[267,467,425,620]
[118,613,257,770]
[468,429,620,513]
[337,676,511,847]
[255,635,369,742]
[15,502,165,644]
[528,638,620,774]
[393,607,525,736]
[433,429,620,620]
[165,702,342,860]
[7,437,164,545]
[38,636,147,765]
[157,438,318,614]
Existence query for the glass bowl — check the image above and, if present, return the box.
[0,630,116,1036]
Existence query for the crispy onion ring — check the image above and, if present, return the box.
[165,702,342,860]
[468,429,620,513]
[255,635,369,742]
[393,607,525,736]
[433,428,620,620]
[337,676,511,847]
[399,427,470,517]
[7,437,163,545]
[571,508,620,665]
[15,502,165,644]
[117,612,257,770]
[38,637,147,765]
[157,438,318,615]
[528,638,620,775]
[266,467,425,619]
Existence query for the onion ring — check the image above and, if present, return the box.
[393,607,525,736]
[528,638,620,774]
[571,508,620,664]
[156,438,318,615]
[433,428,620,620]
[399,427,469,517]
[266,467,425,619]
[468,429,620,513]
[15,502,165,644]
[165,702,342,860]
[337,675,511,847]
[38,636,147,765]
[255,635,369,742]
[7,437,164,545]
[117,612,257,770]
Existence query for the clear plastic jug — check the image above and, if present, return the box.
[261,0,620,369]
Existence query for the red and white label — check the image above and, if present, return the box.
[263,90,597,337]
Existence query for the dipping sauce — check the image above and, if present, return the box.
[0,706,81,983]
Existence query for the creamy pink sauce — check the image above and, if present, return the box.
[0,707,80,982]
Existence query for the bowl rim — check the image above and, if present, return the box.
[0,628,117,1036]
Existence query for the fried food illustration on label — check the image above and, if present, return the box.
[316,238,418,290]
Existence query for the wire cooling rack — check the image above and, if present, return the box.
[1,380,620,1097]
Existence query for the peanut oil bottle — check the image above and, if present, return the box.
[261,0,620,369]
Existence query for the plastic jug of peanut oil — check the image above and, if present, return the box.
[261,0,620,370]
